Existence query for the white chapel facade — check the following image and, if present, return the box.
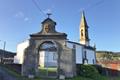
[14,12,96,66]
[14,12,96,67]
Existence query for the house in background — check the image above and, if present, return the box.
[96,51,120,76]
[0,49,16,64]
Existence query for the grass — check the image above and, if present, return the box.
[0,64,21,77]
[66,76,120,80]
[0,64,40,80]
[1,64,120,80]
[38,67,57,76]
[39,67,57,72]
[66,76,93,80]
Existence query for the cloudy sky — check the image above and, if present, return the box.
[0,0,120,52]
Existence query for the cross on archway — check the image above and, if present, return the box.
[47,13,52,18]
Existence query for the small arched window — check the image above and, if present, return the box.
[84,51,87,59]
[81,29,83,37]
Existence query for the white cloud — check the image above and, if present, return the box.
[15,12,24,18]
[43,9,52,14]
[24,17,29,22]
[14,11,30,22]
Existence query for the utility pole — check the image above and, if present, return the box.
[0,40,6,64]
[0,40,6,50]
[3,41,6,51]
[3,41,6,64]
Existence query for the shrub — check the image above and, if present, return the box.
[77,64,100,80]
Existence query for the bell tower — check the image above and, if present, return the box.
[80,11,90,46]
[41,13,57,33]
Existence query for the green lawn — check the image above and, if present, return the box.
[66,76,120,80]
[39,67,57,72]
[38,67,57,77]
[1,64,120,80]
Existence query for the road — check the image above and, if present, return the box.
[0,66,17,80]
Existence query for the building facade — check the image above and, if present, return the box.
[0,49,16,64]
[14,12,96,78]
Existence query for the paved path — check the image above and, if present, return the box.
[0,66,17,80]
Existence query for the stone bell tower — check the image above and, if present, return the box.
[80,11,90,46]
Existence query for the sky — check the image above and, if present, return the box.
[0,0,120,52]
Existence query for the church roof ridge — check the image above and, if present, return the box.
[30,31,67,36]
[0,49,16,54]
[41,17,56,25]
[67,41,95,50]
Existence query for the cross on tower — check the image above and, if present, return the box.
[47,13,52,18]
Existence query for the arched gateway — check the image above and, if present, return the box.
[22,17,76,78]
[38,41,58,77]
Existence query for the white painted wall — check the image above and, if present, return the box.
[67,42,83,64]
[66,42,74,49]
[14,40,29,64]
[67,41,96,64]
[85,49,96,64]
[45,51,57,67]
[39,51,57,67]
[39,51,45,67]
[75,44,83,64]
[14,40,96,65]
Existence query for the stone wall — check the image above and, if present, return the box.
[22,38,76,78]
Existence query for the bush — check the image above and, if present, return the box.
[77,64,100,80]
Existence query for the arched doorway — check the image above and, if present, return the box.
[38,41,58,78]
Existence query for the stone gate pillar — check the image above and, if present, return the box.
[22,39,38,76]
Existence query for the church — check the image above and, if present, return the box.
[14,12,96,78]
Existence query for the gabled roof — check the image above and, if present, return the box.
[0,49,16,57]
[41,18,56,25]
[67,41,95,50]
[30,17,67,39]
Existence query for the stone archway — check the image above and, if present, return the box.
[38,41,58,78]
[22,39,76,78]
[22,17,76,78]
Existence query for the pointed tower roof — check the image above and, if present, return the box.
[80,11,88,28]
[80,11,90,46]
